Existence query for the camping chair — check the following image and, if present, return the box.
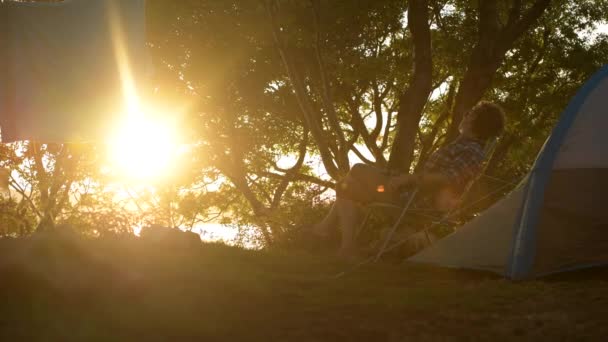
[357,138,500,262]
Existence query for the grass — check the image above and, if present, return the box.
[1,237,608,341]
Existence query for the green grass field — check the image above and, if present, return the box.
[1,238,607,341]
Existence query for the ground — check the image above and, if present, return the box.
[1,237,607,341]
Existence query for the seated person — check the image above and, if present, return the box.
[311,101,506,258]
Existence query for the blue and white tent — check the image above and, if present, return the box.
[409,66,608,280]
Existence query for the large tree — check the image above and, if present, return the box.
[143,0,608,244]
[2,0,607,246]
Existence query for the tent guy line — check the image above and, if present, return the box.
[332,178,517,280]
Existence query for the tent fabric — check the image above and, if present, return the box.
[507,65,608,279]
[532,169,608,276]
[408,65,608,279]
[408,186,525,275]
[0,0,146,143]
[553,75,608,169]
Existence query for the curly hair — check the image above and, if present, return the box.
[470,101,506,141]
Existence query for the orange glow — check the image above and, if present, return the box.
[108,1,141,117]
[377,185,385,193]
[104,3,183,181]
[106,113,181,181]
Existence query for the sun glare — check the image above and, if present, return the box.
[107,114,179,181]
[105,2,190,182]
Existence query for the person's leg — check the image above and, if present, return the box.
[336,198,363,257]
[311,201,339,237]
[312,163,383,237]
[333,164,396,256]
[311,163,401,258]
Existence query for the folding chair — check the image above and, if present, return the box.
[358,138,499,262]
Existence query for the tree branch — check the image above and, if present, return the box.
[270,128,308,209]
[370,82,392,141]
[445,0,551,142]
[31,142,49,209]
[502,0,551,48]
[9,177,42,219]
[261,171,335,189]
[309,0,349,171]
[265,0,343,179]
[347,97,386,165]
[380,106,394,151]
[478,0,501,39]
[350,145,376,165]
[431,0,446,30]
[388,0,433,171]
[506,0,523,28]
[417,79,457,169]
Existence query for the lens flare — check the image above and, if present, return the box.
[107,115,178,181]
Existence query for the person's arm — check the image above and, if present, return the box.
[387,171,449,191]
[416,171,450,188]
[387,142,485,192]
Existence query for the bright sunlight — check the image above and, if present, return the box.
[107,113,179,181]
[105,2,181,182]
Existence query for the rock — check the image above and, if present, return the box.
[0,224,142,294]
[139,225,201,249]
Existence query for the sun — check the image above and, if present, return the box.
[107,113,179,181]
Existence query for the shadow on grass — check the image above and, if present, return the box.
[542,266,608,283]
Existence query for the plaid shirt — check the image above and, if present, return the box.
[423,137,485,194]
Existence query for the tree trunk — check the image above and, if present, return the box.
[388,0,432,172]
[446,0,552,142]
